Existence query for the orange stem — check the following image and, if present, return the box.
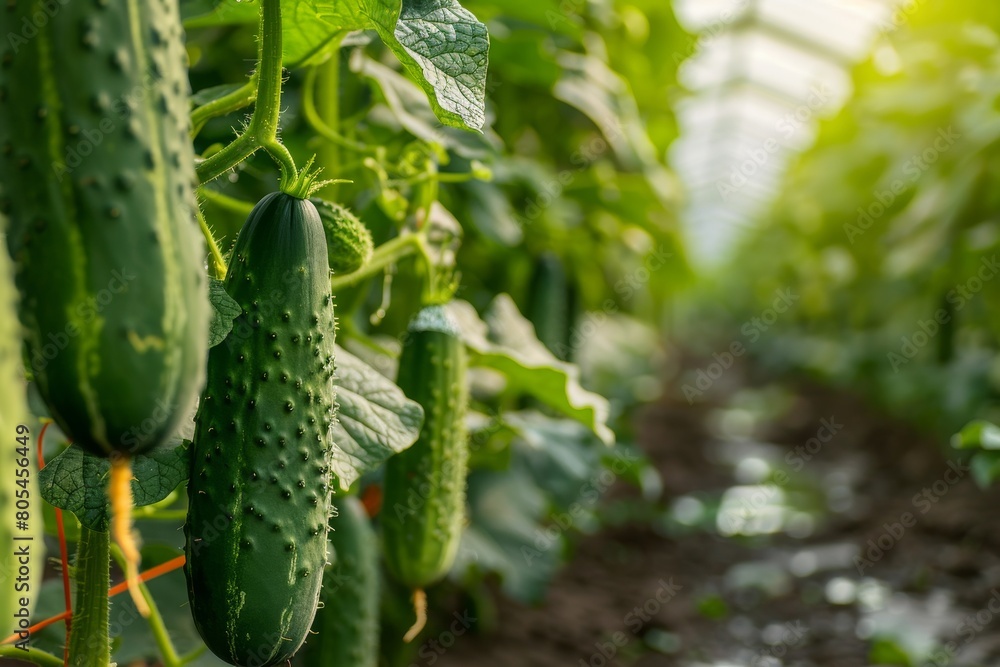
[109,455,149,617]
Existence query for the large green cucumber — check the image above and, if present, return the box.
[382,305,468,589]
[0,0,209,457]
[0,231,43,643]
[298,495,379,667]
[185,192,337,667]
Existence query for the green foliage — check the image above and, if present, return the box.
[38,442,189,533]
[185,0,489,129]
[713,3,1000,437]
[450,296,614,444]
[208,279,243,348]
[7,0,685,660]
[328,345,424,490]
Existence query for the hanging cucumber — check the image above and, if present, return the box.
[0,0,209,614]
[185,192,337,667]
[381,304,468,641]
[527,251,576,361]
[298,495,379,667]
[0,232,43,643]
[0,0,209,458]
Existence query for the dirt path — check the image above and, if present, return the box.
[429,356,1000,667]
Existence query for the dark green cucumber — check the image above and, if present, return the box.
[309,198,374,275]
[527,252,575,361]
[185,193,337,666]
[298,495,379,667]
[0,0,209,457]
[382,305,468,589]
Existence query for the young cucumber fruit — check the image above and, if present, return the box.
[0,0,209,458]
[382,305,469,590]
[185,193,337,667]
[309,198,374,275]
[298,495,379,667]
[0,232,43,641]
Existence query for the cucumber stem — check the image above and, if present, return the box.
[190,78,257,139]
[247,0,284,145]
[402,589,428,643]
[329,232,428,293]
[67,527,110,666]
[195,0,296,186]
[303,58,373,156]
[196,208,227,279]
[109,456,149,617]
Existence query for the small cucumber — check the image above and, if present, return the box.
[309,198,374,275]
[185,192,337,666]
[527,251,576,360]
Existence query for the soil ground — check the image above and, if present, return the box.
[431,352,1000,667]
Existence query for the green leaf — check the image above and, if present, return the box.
[351,52,494,158]
[970,451,1000,488]
[951,419,1000,450]
[184,0,489,130]
[38,441,190,532]
[181,0,255,25]
[448,296,615,445]
[191,81,250,107]
[208,278,242,348]
[329,345,424,490]
[455,468,560,603]
[368,0,490,130]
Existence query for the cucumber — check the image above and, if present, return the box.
[0,0,209,458]
[527,252,575,361]
[185,192,337,667]
[382,305,468,590]
[309,198,374,275]
[0,231,43,643]
[298,495,379,667]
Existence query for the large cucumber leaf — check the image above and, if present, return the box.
[448,295,615,445]
[329,344,424,490]
[38,440,190,532]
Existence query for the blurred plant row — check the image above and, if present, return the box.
[694,1,1000,477]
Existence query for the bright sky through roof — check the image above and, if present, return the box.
[670,0,900,266]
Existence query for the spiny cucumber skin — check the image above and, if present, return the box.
[298,496,379,667]
[382,305,468,589]
[0,0,210,457]
[185,193,337,667]
[309,198,373,275]
[0,232,43,639]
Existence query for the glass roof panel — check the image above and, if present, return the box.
[670,0,900,265]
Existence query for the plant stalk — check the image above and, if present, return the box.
[67,527,110,667]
